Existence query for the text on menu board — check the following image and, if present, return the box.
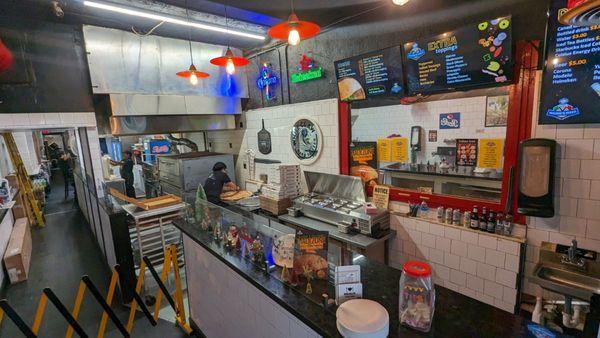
[539,0,600,124]
[403,16,512,95]
[334,46,405,102]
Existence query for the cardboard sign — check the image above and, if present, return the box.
[477,138,504,169]
[456,139,478,166]
[377,138,392,162]
[390,137,408,162]
[372,185,390,210]
[350,142,378,186]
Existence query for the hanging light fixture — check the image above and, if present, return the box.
[177,0,209,85]
[268,0,320,46]
[210,5,249,75]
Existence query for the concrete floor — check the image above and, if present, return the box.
[0,171,188,337]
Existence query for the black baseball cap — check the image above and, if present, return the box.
[213,162,227,171]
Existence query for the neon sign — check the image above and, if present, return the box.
[256,63,278,101]
[290,54,323,83]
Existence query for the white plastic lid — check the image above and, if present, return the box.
[336,299,389,338]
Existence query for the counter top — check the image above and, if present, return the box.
[278,215,395,250]
[173,217,565,338]
[382,164,503,182]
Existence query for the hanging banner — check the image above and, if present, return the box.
[390,137,408,162]
[477,138,504,169]
[456,139,478,166]
[377,138,392,162]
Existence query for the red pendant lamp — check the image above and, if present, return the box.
[268,0,320,46]
[177,0,209,85]
[210,5,249,75]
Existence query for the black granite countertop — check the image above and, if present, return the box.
[174,218,566,338]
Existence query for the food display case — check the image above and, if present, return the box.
[380,162,503,202]
[180,199,343,310]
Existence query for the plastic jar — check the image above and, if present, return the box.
[399,261,435,332]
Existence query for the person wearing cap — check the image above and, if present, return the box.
[204,162,238,206]
[110,150,136,198]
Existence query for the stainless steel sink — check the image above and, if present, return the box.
[530,241,600,301]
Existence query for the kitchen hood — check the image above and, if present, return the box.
[110,114,238,135]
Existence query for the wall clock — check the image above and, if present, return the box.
[290,117,322,164]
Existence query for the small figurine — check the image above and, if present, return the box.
[226,226,239,249]
[213,224,221,241]
[251,235,264,265]
[281,265,289,282]
[302,265,314,295]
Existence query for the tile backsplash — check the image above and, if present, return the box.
[351,96,507,165]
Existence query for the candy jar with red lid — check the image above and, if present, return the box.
[399,260,435,332]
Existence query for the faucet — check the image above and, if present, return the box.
[562,239,586,268]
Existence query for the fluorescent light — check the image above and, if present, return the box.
[83,0,265,40]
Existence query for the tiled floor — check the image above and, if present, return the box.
[0,171,188,337]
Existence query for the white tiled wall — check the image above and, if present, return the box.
[184,235,321,338]
[0,112,96,130]
[524,72,600,298]
[390,214,523,313]
[11,131,40,175]
[352,96,506,164]
[206,99,340,187]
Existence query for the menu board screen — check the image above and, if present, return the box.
[403,16,512,95]
[334,46,405,102]
[539,0,600,124]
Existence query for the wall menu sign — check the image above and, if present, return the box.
[334,46,405,102]
[456,139,478,167]
[539,0,600,124]
[403,16,512,95]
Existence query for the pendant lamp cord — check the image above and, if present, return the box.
[185,0,194,65]
[291,0,295,13]
[224,3,231,48]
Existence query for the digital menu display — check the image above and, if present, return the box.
[539,0,600,124]
[403,16,512,95]
[334,46,405,102]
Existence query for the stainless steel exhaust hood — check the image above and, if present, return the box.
[110,114,238,136]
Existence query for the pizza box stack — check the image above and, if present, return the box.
[260,165,301,215]
[262,165,301,200]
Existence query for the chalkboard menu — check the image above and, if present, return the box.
[403,16,513,95]
[539,0,600,124]
[334,46,405,102]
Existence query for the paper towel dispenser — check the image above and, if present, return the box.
[517,138,556,218]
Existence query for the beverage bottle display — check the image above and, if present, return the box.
[470,206,479,230]
[495,213,504,234]
[504,213,513,236]
[486,211,496,233]
[479,207,487,231]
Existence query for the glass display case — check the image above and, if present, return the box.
[182,198,340,312]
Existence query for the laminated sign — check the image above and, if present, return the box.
[377,138,392,162]
[477,138,504,169]
[390,137,408,162]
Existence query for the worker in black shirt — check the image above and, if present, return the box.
[204,162,238,206]
[110,150,136,198]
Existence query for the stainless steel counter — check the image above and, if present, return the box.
[278,215,395,249]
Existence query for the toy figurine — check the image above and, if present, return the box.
[226,226,239,249]
[251,235,264,264]
[281,265,289,282]
[213,224,221,241]
[302,265,314,295]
